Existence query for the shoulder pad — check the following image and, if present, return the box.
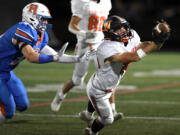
[71,0,89,17]
[14,22,35,45]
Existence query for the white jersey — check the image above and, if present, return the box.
[90,30,140,90]
[71,0,111,44]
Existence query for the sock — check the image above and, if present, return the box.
[111,103,116,112]
[91,118,104,133]
[85,101,95,119]
[58,90,67,100]
[87,100,95,113]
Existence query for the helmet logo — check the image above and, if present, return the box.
[103,20,111,31]
[29,4,38,15]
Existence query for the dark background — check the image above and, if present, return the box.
[0,0,180,51]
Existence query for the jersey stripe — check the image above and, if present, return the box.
[0,102,6,116]
[15,29,33,42]
[15,33,33,42]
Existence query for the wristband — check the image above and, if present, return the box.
[137,49,147,59]
[39,54,53,63]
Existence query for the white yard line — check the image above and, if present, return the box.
[15,113,180,121]
[125,116,180,121]
[134,69,180,77]
[115,100,180,105]
[29,98,180,105]
[26,83,136,93]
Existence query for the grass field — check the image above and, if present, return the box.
[1,52,180,135]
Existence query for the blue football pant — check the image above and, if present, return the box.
[0,71,29,119]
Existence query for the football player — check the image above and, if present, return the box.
[51,0,121,117]
[0,2,90,125]
[80,15,170,135]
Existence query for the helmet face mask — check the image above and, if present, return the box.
[103,15,133,43]
[36,15,52,32]
[22,2,52,32]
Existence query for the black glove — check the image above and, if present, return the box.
[152,20,170,44]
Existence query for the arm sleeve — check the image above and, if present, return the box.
[40,45,58,55]
[57,54,79,63]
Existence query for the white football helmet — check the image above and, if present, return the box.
[22,2,52,32]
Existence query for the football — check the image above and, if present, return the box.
[154,22,170,35]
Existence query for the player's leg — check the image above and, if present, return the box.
[80,92,123,126]
[109,90,124,122]
[82,79,114,135]
[7,71,29,112]
[109,91,116,114]
[0,79,16,125]
[83,94,114,135]
[79,100,95,126]
[51,45,90,112]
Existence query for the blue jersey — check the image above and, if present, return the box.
[0,22,49,79]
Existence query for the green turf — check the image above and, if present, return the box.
[1,52,180,135]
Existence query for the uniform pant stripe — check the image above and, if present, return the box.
[0,102,6,116]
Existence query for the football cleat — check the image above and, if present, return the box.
[79,110,95,127]
[83,127,98,135]
[113,112,124,122]
[51,91,66,112]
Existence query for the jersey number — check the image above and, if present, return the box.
[88,16,105,31]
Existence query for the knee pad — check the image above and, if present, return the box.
[72,75,85,86]
[99,116,114,126]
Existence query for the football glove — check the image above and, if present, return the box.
[54,42,69,62]
[152,19,170,44]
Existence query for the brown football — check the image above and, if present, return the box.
[155,23,170,35]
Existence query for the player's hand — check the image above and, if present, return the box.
[54,42,68,61]
[152,20,170,45]
[78,49,96,62]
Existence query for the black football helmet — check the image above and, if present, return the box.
[103,15,133,43]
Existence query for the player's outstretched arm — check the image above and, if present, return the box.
[108,21,170,64]
[55,46,95,63]
[41,42,90,63]
[11,38,55,64]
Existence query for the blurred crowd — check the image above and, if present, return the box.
[0,0,179,51]
[112,0,180,22]
[1,0,179,30]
